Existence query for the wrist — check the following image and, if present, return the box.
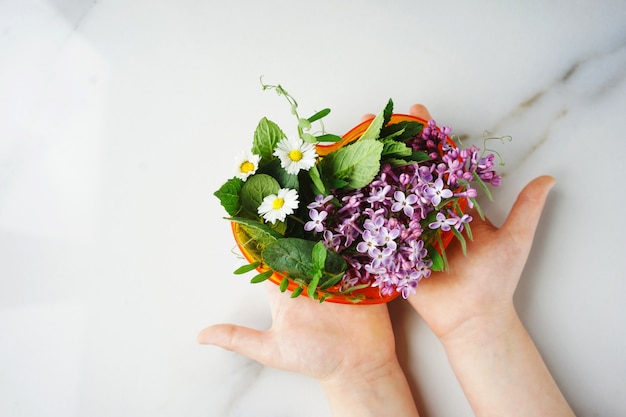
[437,305,575,417]
[438,302,520,351]
[320,358,419,417]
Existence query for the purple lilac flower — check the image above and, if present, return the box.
[363,216,385,234]
[307,194,334,209]
[356,230,380,255]
[378,226,400,250]
[428,212,457,231]
[369,247,394,268]
[310,118,501,299]
[425,177,453,206]
[304,209,328,233]
[391,191,418,217]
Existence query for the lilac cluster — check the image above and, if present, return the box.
[304,120,502,299]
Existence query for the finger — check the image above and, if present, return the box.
[361,113,375,121]
[198,324,273,363]
[409,104,432,120]
[501,175,556,245]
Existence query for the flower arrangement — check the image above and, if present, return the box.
[214,80,504,304]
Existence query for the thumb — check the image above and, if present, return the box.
[198,324,273,363]
[501,175,556,244]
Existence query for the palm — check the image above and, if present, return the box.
[404,105,554,339]
[408,216,526,338]
[200,284,397,381]
[412,174,555,339]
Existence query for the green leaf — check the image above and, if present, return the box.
[325,177,349,189]
[279,276,289,292]
[473,171,494,201]
[383,158,411,168]
[258,158,299,189]
[451,227,467,256]
[463,220,473,241]
[380,121,423,142]
[214,178,244,216]
[359,100,392,142]
[250,270,273,283]
[262,238,346,281]
[470,197,485,220]
[229,217,283,240]
[234,262,260,274]
[308,165,326,196]
[409,151,431,163]
[252,118,285,161]
[338,283,370,295]
[311,241,327,270]
[382,140,412,158]
[320,140,383,190]
[429,248,445,271]
[315,133,342,143]
[319,272,344,290]
[307,108,331,123]
[240,174,280,216]
[308,271,321,299]
[229,217,283,263]
[291,286,304,298]
[382,98,393,126]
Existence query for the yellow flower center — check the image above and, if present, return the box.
[240,161,255,173]
[288,149,303,162]
[272,198,285,210]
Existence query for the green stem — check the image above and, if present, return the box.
[288,214,306,225]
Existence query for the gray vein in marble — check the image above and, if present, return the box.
[50,0,98,55]
[50,0,98,30]
[494,39,626,175]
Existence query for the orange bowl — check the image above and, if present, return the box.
[232,113,461,304]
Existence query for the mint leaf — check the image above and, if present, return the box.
[359,99,394,142]
[409,151,431,163]
[382,98,393,126]
[258,158,299,189]
[214,178,244,216]
[308,271,321,299]
[380,121,423,142]
[359,104,387,142]
[252,118,285,161]
[262,238,346,282]
[320,140,383,190]
[240,174,280,216]
[382,140,412,158]
[311,241,327,271]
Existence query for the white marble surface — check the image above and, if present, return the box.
[1,0,625,416]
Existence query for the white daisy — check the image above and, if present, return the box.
[258,188,299,224]
[234,150,261,181]
[273,137,318,175]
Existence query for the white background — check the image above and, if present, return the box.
[1,0,625,416]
